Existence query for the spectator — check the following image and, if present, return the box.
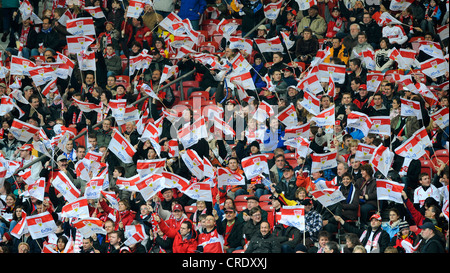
[294,28,319,64]
[298,5,327,39]
[245,220,281,253]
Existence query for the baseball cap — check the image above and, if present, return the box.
[173,204,183,212]
[418,221,436,231]
[369,214,382,221]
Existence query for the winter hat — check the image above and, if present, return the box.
[398,221,409,231]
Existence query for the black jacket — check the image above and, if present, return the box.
[419,234,446,253]
[245,231,281,253]
[216,218,244,249]
[342,223,391,253]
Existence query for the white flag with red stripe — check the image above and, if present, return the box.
[84,175,107,199]
[72,217,107,238]
[213,115,236,137]
[389,0,414,11]
[136,158,166,177]
[284,136,311,159]
[254,36,284,53]
[77,49,96,71]
[401,97,422,120]
[368,116,391,136]
[430,107,449,130]
[61,196,90,218]
[278,205,305,231]
[182,181,213,202]
[66,35,95,54]
[264,0,283,20]
[377,179,404,203]
[84,5,105,18]
[370,144,394,178]
[158,12,183,34]
[346,111,373,137]
[116,174,140,192]
[66,17,96,36]
[420,57,448,78]
[136,173,165,201]
[28,66,56,86]
[317,63,346,84]
[10,56,36,76]
[26,211,57,239]
[124,224,148,246]
[216,18,239,39]
[72,96,102,113]
[311,106,335,127]
[311,151,338,173]
[101,190,120,210]
[58,9,73,27]
[283,122,310,140]
[355,143,376,162]
[311,189,346,207]
[162,171,190,191]
[160,65,179,84]
[20,177,45,201]
[394,132,426,160]
[367,72,385,92]
[418,41,445,59]
[276,104,298,129]
[10,118,40,142]
[297,73,323,95]
[181,149,205,180]
[217,167,245,187]
[253,100,275,123]
[52,171,81,203]
[10,210,28,239]
[241,154,269,180]
[177,117,208,149]
[108,128,136,163]
[300,90,321,116]
[230,71,256,90]
[229,37,254,55]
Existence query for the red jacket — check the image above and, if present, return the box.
[121,21,153,48]
[99,199,136,230]
[158,219,198,253]
[197,227,224,253]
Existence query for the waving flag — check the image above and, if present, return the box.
[182,182,213,202]
[136,173,165,201]
[10,56,36,76]
[367,72,385,92]
[311,189,345,207]
[297,73,323,95]
[108,128,136,163]
[284,136,311,159]
[264,0,283,20]
[162,171,190,191]
[0,96,15,116]
[229,37,253,55]
[66,17,96,36]
[368,116,390,136]
[415,83,438,106]
[28,66,55,86]
[26,211,57,239]
[278,205,305,231]
[72,97,102,113]
[52,171,81,203]
[253,100,275,123]
[370,144,394,178]
[300,90,321,116]
[58,9,73,26]
[418,41,445,59]
[430,107,449,130]
[177,117,208,149]
[181,149,205,180]
[136,158,166,177]
[311,151,338,173]
[72,217,107,238]
[355,143,376,162]
[283,122,310,140]
[347,111,373,137]
[61,197,90,219]
[280,31,295,50]
[19,0,33,19]
[242,154,269,180]
[276,104,298,129]
[217,167,245,186]
[101,190,120,210]
[158,12,183,34]
[311,106,335,127]
[393,74,417,94]
[213,116,236,137]
[254,36,284,53]
[84,175,107,199]
[377,179,404,203]
[401,97,422,120]
[84,5,105,18]
[66,35,95,54]
[389,0,414,11]
[420,57,448,78]
[20,177,45,201]
[230,71,256,90]
[377,12,403,26]
[10,118,40,142]
[124,224,148,246]
[160,65,179,84]
[10,210,28,239]
[116,174,140,192]
[77,49,96,71]
[355,48,376,70]
[175,44,197,59]
[230,53,252,74]
[394,133,426,160]
[317,63,346,84]
[216,18,239,39]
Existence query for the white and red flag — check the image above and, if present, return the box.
[297,0,317,10]
[21,177,45,201]
[66,17,96,36]
[389,0,415,11]
[418,40,445,59]
[175,45,197,59]
[108,128,136,164]
[116,174,140,192]
[241,154,270,180]
[264,0,283,20]
[230,53,252,74]
[26,211,57,239]
[181,149,205,180]
[177,117,208,149]
[72,217,107,238]
[430,107,449,130]
[229,37,253,55]
[136,173,165,201]
[278,205,305,231]
[297,73,323,95]
[162,171,190,191]
[311,189,346,207]
[160,65,179,84]
[311,105,335,127]
[61,196,90,219]
[84,175,107,199]
[217,167,245,187]
[394,133,426,160]
[109,99,128,120]
[355,143,376,162]
[66,35,95,54]
[72,96,102,113]
[126,0,145,18]
[401,97,422,120]
[300,90,321,116]
[58,9,74,26]
[52,171,81,203]
[216,18,239,39]
[367,72,385,92]
[10,118,40,142]
[284,136,311,159]
[420,57,448,78]
[253,100,275,123]
[124,224,148,246]
[84,5,105,18]
[283,122,310,140]
[77,49,96,71]
[101,190,120,210]
[317,63,346,84]
[311,151,338,173]
[19,0,33,19]
[230,71,256,91]
[276,103,298,129]
[280,31,295,50]
[377,179,404,203]
[28,66,55,86]
[158,12,183,34]
[182,181,213,202]
[213,115,236,137]
[10,210,28,239]
[136,158,166,177]
[10,55,36,76]
[393,74,417,94]
[254,36,284,53]
[346,111,373,137]
[370,144,394,178]
[377,11,403,26]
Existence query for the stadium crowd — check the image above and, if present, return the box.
[0,0,449,255]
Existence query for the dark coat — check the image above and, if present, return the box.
[245,231,281,253]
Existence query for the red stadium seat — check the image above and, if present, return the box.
[184,206,197,218]
[199,41,219,53]
[260,203,274,212]
[420,159,434,178]
[235,204,247,213]
[189,91,210,101]
[180,81,200,101]
[259,194,272,203]
[234,194,252,204]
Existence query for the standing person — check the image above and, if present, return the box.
[355,164,378,228]
[245,221,281,253]
[155,214,198,253]
[335,213,391,253]
[1,0,19,42]
[215,208,244,253]
[197,214,224,253]
[178,0,207,31]
[417,222,445,253]
[153,0,176,18]
[103,230,123,253]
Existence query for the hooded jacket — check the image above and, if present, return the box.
[158,219,198,253]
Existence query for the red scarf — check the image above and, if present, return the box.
[104,50,116,59]
[20,26,31,45]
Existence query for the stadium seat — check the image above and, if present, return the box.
[285,153,298,168]
[116,75,130,89]
[420,159,434,178]
[235,204,247,213]
[184,206,197,218]
[234,194,252,204]
[189,91,210,101]
[199,41,219,53]
[260,203,274,212]
[259,194,272,203]
[201,19,220,36]
[179,81,200,101]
